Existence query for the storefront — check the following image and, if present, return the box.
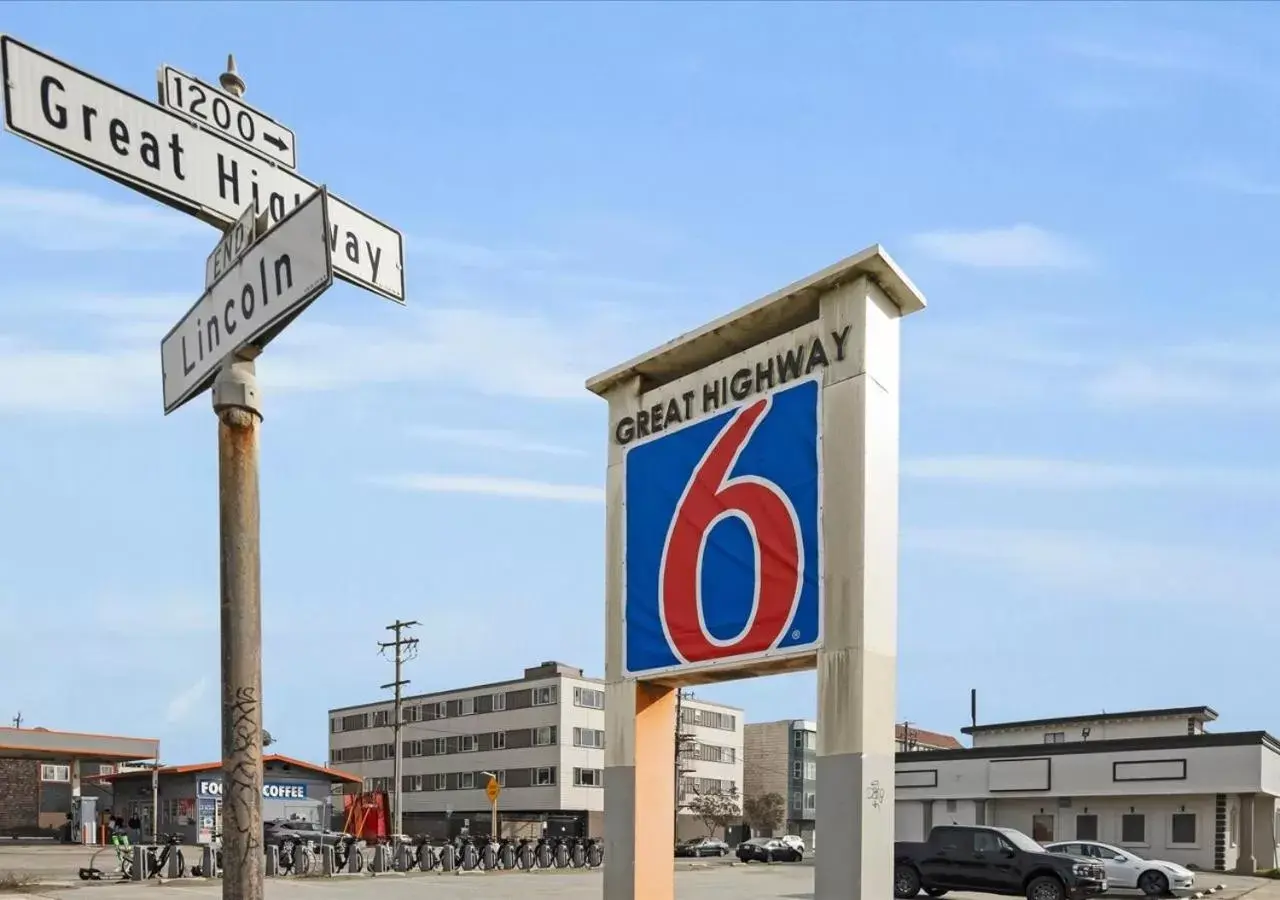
[105,754,360,845]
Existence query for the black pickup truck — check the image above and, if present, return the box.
[895,825,1108,900]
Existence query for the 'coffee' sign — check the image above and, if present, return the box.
[198,779,307,800]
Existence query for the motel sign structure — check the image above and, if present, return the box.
[587,245,926,900]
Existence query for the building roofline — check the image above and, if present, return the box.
[328,671,742,715]
[98,754,362,785]
[961,706,1219,735]
[895,729,1274,764]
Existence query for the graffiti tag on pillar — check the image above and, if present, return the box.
[866,780,886,809]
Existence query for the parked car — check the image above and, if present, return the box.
[675,837,730,857]
[894,825,1108,900]
[263,819,346,847]
[1045,841,1196,896]
[778,834,806,853]
[736,837,803,863]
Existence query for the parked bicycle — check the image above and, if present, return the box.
[139,833,186,879]
[585,837,604,868]
[278,837,316,876]
[332,835,364,873]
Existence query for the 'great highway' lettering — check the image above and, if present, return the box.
[40,74,186,179]
[612,326,851,446]
[216,156,383,286]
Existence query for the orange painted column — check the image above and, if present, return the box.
[603,680,675,900]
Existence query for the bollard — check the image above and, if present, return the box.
[345,842,365,874]
[321,844,336,876]
[369,843,391,874]
[168,849,184,878]
[265,845,279,877]
[396,842,411,872]
[130,846,146,881]
[201,845,218,877]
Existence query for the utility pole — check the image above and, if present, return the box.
[11,712,21,728]
[673,689,696,841]
[379,619,419,838]
[213,54,265,900]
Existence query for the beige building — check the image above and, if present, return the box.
[328,661,741,840]
[894,705,1280,873]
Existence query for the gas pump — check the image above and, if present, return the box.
[70,796,98,844]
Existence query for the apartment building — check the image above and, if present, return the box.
[743,719,962,847]
[328,661,742,841]
[675,691,746,841]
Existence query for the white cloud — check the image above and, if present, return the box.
[909,224,1090,269]
[166,677,210,725]
[903,456,1280,491]
[907,526,1276,607]
[0,335,151,414]
[1084,362,1280,412]
[366,473,604,503]
[0,184,207,252]
[409,426,587,457]
[1180,164,1280,198]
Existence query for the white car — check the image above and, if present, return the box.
[1045,840,1196,895]
[778,835,806,854]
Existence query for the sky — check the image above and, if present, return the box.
[1,1,1279,766]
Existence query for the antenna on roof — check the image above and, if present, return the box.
[970,689,977,729]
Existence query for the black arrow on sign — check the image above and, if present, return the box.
[263,133,288,152]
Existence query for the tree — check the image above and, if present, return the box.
[686,787,741,838]
[742,791,786,835]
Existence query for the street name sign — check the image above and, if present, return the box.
[161,186,333,415]
[158,64,297,169]
[206,202,267,289]
[0,35,404,304]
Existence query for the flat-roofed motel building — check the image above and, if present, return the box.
[893,705,1280,873]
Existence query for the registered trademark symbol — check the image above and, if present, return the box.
[791,629,801,640]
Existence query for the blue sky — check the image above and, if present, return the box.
[2,1,1279,765]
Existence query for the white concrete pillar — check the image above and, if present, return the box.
[814,276,911,900]
[1237,793,1257,874]
[1253,796,1276,869]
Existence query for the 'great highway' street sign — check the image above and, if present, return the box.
[0,35,404,304]
[158,65,297,170]
[161,186,333,415]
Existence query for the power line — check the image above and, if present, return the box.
[378,619,419,838]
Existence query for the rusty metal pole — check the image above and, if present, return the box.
[214,54,265,900]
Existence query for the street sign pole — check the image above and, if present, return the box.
[213,55,264,900]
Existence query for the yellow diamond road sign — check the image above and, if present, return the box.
[486,778,501,802]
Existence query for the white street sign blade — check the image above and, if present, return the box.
[0,35,404,304]
[158,64,297,169]
[206,203,265,290]
[161,186,333,415]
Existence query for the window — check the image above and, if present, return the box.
[573,727,605,749]
[1044,732,1065,743]
[804,793,816,811]
[493,731,507,750]
[574,767,603,787]
[1031,814,1055,843]
[98,764,115,776]
[459,697,475,716]
[495,770,506,787]
[405,740,423,757]
[1229,806,1237,847]
[458,734,476,752]
[433,701,447,719]
[492,692,507,712]
[792,761,802,778]
[404,775,423,792]
[534,726,555,746]
[430,774,446,791]
[372,710,389,727]
[532,686,557,706]
[1170,813,1196,845]
[403,705,420,723]
[534,767,556,786]
[804,761,816,780]
[791,791,802,807]
[1121,813,1146,844]
[573,686,605,709]
[330,718,340,733]
[793,731,804,749]
[39,765,70,783]
[431,738,446,755]
[459,772,475,790]
[1075,814,1099,841]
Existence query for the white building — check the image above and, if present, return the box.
[893,705,1280,873]
[328,661,742,840]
